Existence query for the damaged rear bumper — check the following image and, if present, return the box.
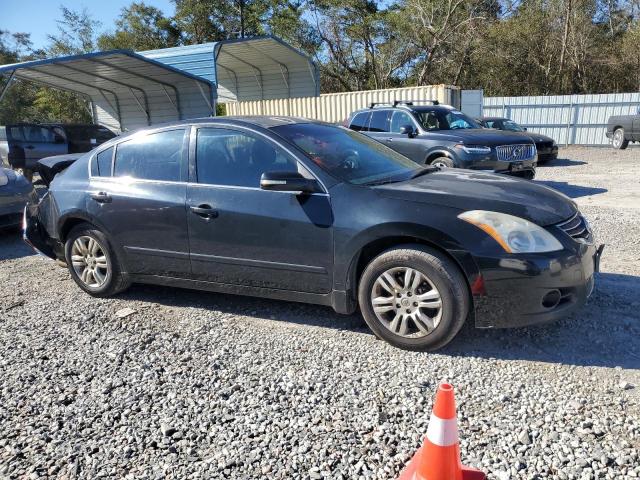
[23,204,58,260]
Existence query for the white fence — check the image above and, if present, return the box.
[226,85,460,124]
[484,93,640,146]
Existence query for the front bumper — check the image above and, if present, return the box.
[473,242,604,328]
[458,152,537,178]
[0,185,37,228]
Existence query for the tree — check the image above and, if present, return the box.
[98,2,181,50]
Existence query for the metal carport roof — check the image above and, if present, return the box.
[139,36,320,103]
[0,50,216,132]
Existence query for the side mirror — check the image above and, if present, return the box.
[523,127,528,131]
[399,124,415,137]
[260,171,321,194]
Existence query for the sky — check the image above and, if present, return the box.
[1,0,175,51]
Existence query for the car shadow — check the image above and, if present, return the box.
[535,180,607,199]
[0,228,35,260]
[120,272,639,370]
[539,158,588,167]
[443,272,640,370]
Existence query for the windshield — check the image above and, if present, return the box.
[271,123,422,185]
[415,109,481,131]
[63,125,117,143]
[501,120,524,132]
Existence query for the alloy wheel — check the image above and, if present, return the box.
[613,130,623,148]
[370,266,443,338]
[71,235,109,288]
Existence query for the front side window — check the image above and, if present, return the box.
[196,128,298,187]
[415,109,481,131]
[390,111,415,133]
[271,123,421,185]
[349,112,371,132]
[368,110,390,132]
[114,129,185,182]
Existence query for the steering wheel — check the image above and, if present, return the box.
[339,148,360,170]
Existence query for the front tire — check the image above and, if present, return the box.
[64,223,130,297]
[358,245,470,351]
[429,156,454,168]
[612,128,629,150]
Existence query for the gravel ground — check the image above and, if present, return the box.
[1,147,639,479]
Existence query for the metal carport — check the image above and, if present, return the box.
[139,36,320,103]
[0,50,216,132]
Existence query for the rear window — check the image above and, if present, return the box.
[349,112,371,132]
[93,147,114,176]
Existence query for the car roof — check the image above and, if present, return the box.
[353,104,456,115]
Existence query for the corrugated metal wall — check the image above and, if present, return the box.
[484,93,640,145]
[226,85,460,123]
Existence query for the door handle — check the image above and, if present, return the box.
[190,204,218,219]
[90,191,112,203]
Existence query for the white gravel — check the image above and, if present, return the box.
[1,147,639,479]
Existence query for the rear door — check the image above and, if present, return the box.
[6,125,67,169]
[86,127,191,277]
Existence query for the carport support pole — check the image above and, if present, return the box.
[0,70,16,104]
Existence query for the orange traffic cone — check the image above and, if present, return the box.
[398,383,486,480]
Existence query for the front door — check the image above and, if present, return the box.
[384,110,424,163]
[86,128,191,277]
[187,126,333,294]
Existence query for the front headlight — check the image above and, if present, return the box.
[458,210,563,253]
[455,144,491,155]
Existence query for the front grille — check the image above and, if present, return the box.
[495,144,537,162]
[556,213,591,242]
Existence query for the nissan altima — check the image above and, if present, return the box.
[23,117,603,351]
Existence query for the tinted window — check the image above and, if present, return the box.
[114,129,184,182]
[501,120,524,132]
[415,109,481,131]
[390,111,415,133]
[94,147,114,176]
[64,125,116,143]
[23,126,56,143]
[369,110,390,132]
[196,128,298,187]
[271,123,421,185]
[349,112,371,132]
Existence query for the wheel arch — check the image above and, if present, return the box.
[342,226,482,309]
[425,149,456,165]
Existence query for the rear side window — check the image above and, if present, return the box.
[349,112,371,132]
[93,147,114,176]
[368,110,390,132]
[114,129,185,182]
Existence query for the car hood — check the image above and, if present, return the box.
[431,129,535,146]
[374,169,577,226]
[526,132,555,144]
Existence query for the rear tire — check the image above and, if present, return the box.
[612,128,629,150]
[64,223,130,297]
[358,245,470,351]
[429,156,454,168]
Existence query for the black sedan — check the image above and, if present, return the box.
[479,117,559,163]
[24,117,602,351]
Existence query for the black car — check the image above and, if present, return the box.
[346,101,537,179]
[24,117,603,351]
[478,117,558,163]
[6,123,117,181]
[606,107,640,149]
